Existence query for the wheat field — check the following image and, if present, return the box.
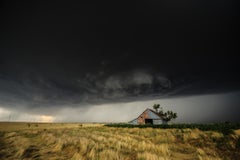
[0,122,240,160]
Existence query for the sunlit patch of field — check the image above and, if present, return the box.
[0,122,240,160]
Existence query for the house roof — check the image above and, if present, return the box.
[137,108,164,120]
[129,108,166,123]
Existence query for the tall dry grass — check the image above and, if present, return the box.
[0,123,240,160]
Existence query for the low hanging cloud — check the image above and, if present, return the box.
[95,70,172,99]
[103,71,153,90]
[0,68,234,113]
[0,68,210,112]
[0,70,172,109]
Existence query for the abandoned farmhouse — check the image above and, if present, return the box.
[129,108,167,125]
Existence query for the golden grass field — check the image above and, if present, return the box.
[0,122,240,160]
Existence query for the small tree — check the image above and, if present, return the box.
[153,104,160,112]
[162,110,177,122]
[152,104,177,123]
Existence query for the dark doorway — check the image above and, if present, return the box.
[145,119,153,124]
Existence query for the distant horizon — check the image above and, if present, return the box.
[0,121,239,124]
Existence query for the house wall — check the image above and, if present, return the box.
[153,119,163,125]
[137,110,149,124]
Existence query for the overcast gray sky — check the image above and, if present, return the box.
[0,0,239,123]
[1,91,240,123]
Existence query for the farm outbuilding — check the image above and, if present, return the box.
[129,108,167,125]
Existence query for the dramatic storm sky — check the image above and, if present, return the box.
[0,0,239,122]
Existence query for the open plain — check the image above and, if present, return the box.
[0,122,240,160]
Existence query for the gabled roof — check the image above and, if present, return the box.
[129,108,167,123]
[137,108,164,120]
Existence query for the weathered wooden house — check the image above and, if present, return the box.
[129,108,167,125]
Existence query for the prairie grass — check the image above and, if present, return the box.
[0,122,240,160]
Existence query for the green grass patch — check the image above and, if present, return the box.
[105,123,240,135]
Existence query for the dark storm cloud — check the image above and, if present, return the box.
[0,0,239,112]
[0,68,172,108]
